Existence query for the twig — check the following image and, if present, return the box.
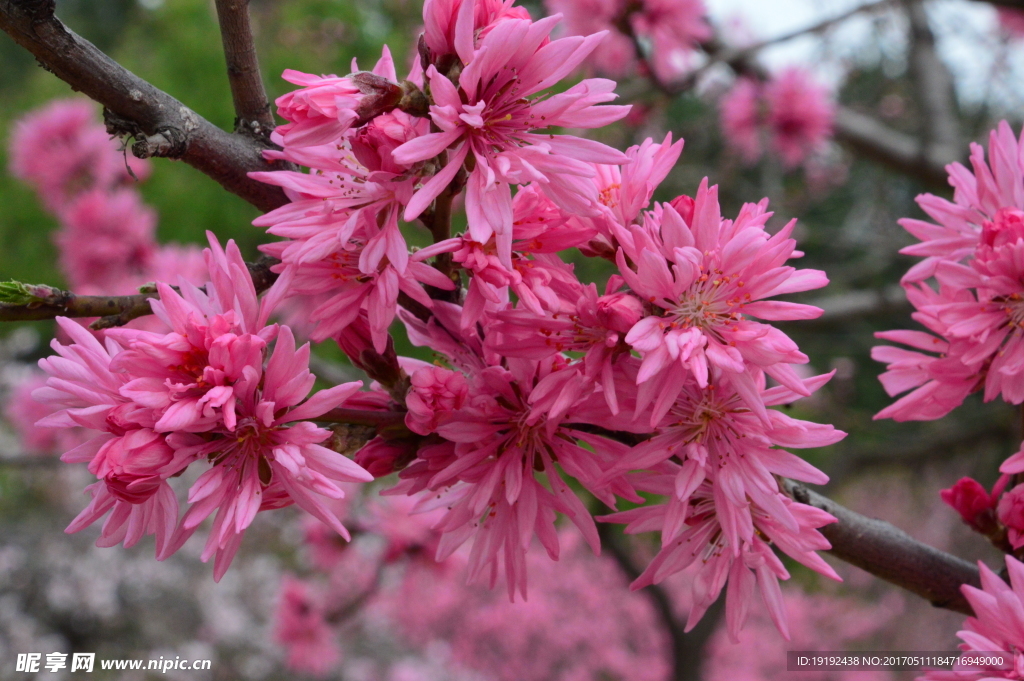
[903,0,961,160]
[782,479,980,615]
[316,408,408,430]
[0,0,289,212]
[832,107,959,186]
[690,0,897,87]
[212,0,276,138]
[0,255,280,328]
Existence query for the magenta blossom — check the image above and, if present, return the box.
[719,70,833,169]
[393,15,630,266]
[275,575,341,677]
[629,0,711,82]
[899,122,1024,284]
[918,557,1024,680]
[602,473,839,641]
[274,47,404,149]
[719,78,762,165]
[605,368,842,548]
[941,476,1007,536]
[764,68,834,168]
[34,317,183,557]
[105,234,280,434]
[614,180,828,424]
[544,0,637,77]
[388,305,639,599]
[9,98,150,212]
[168,325,371,579]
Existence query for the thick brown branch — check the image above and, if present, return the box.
[782,479,980,615]
[0,0,289,212]
[0,255,280,328]
[213,0,276,137]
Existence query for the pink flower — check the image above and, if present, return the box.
[872,285,980,422]
[574,133,685,255]
[9,98,150,212]
[544,0,638,77]
[630,0,711,82]
[420,0,531,66]
[4,373,87,455]
[614,180,828,425]
[941,476,1007,536]
[56,188,157,292]
[274,48,404,148]
[998,486,1024,549]
[388,307,638,599]
[918,556,1024,680]
[405,366,469,435]
[257,208,453,351]
[34,317,182,557]
[167,325,372,579]
[719,70,834,169]
[488,281,642,413]
[393,16,630,266]
[604,368,842,548]
[274,575,341,678]
[719,78,762,165]
[253,54,454,349]
[898,122,1024,284]
[602,474,840,641]
[764,68,834,168]
[105,234,279,434]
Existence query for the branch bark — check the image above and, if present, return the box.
[782,479,981,616]
[0,0,290,212]
[0,255,280,328]
[212,0,276,138]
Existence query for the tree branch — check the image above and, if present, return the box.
[0,0,289,212]
[782,479,980,615]
[699,35,962,187]
[0,255,280,328]
[832,107,959,186]
[212,0,276,138]
[903,0,961,159]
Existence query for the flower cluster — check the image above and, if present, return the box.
[919,556,1024,681]
[8,99,205,296]
[544,0,711,81]
[32,235,372,578]
[719,68,835,169]
[874,124,1024,431]
[18,0,846,642]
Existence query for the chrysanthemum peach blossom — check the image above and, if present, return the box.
[918,556,1022,680]
[899,122,1024,284]
[166,325,371,579]
[393,15,630,266]
[33,317,182,557]
[615,180,828,425]
[604,368,842,550]
[602,474,839,640]
[764,68,834,168]
[9,98,150,212]
[544,0,638,77]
